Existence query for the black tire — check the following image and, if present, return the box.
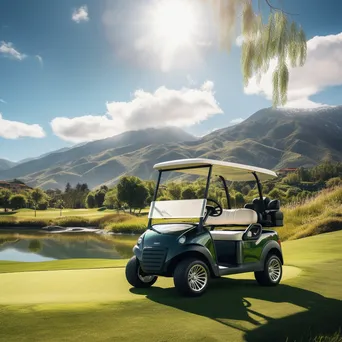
[125,256,158,288]
[173,258,210,297]
[255,254,282,286]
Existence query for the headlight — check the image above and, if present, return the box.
[178,236,186,244]
[137,236,143,245]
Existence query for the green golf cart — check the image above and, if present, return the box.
[125,158,284,296]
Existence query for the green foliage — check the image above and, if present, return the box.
[157,195,172,201]
[235,192,245,206]
[117,176,149,211]
[166,182,182,200]
[238,3,307,106]
[0,189,12,212]
[283,172,300,185]
[62,183,90,209]
[104,188,121,209]
[94,189,107,208]
[9,194,27,210]
[86,192,96,209]
[181,186,197,199]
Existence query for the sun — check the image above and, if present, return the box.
[151,0,197,45]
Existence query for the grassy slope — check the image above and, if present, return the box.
[279,187,342,241]
[0,231,342,342]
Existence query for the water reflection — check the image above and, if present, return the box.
[0,231,137,262]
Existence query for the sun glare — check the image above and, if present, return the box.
[152,1,197,45]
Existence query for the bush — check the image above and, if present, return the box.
[53,216,91,227]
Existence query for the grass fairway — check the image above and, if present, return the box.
[1,232,342,342]
[0,208,115,219]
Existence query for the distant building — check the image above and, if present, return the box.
[0,180,31,192]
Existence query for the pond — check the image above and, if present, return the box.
[0,230,137,262]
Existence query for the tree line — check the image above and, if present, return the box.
[0,162,341,213]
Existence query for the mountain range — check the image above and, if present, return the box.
[0,106,341,190]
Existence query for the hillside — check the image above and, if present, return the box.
[0,159,16,171]
[0,106,341,190]
[0,127,196,189]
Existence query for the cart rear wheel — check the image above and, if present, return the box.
[255,254,282,286]
[173,258,209,296]
[125,256,158,288]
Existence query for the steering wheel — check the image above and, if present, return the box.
[206,198,223,217]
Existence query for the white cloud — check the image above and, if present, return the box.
[35,55,43,66]
[72,5,89,23]
[230,118,244,124]
[244,32,342,108]
[0,99,6,104]
[51,81,223,143]
[0,113,45,139]
[0,41,26,60]
[201,80,214,92]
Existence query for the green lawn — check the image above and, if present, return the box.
[1,231,342,342]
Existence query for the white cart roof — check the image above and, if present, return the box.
[153,158,277,181]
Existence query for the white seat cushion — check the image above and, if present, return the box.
[210,230,244,241]
[205,208,257,226]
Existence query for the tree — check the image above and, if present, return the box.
[181,186,197,200]
[95,189,107,208]
[117,176,149,213]
[0,189,12,212]
[30,188,45,217]
[213,0,307,106]
[10,194,27,210]
[85,192,96,208]
[65,182,72,193]
[167,182,182,200]
[104,189,121,209]
[235,192,245,207]
[132,184,149,212]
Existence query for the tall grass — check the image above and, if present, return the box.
[278,186,342,241]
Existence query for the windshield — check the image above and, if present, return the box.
[148,199,207,219]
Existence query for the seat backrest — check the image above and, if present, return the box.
[263,197,270,208]
[267,199,280,210]
[244,203,254,210]
[205,208,258,226]
[252,198,264,213]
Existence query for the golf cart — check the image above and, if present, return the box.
[125,158,284,296]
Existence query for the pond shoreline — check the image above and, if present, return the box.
[0,226,139,236]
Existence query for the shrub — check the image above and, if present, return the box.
[53,216,91,227]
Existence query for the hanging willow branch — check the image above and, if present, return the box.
[210,0,307,107]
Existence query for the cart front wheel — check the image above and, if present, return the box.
[125,256,158,288]
[173,258,209,297]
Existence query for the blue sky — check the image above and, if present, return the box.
[0,0,341,162]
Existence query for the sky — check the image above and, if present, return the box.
[0,0,341,162]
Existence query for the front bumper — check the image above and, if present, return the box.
[134,245,169,275]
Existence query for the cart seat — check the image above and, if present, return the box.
[205,208,258,226]
[210,230,244,241]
